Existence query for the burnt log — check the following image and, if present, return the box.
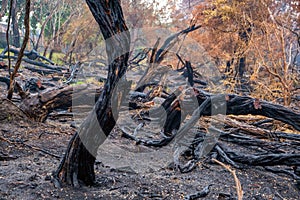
[24,65,63,75]
[0,55,65,73]
[192,92,300,131]
[19,84,101,122]
[1,46,55,64]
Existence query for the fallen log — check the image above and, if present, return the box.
[19,84,101,122]
[264,166,300,180]
[225,149,300,166]
[0,55,66,72]
[1,46,55,64]
[196,92,300,131]
[24,65,63,75]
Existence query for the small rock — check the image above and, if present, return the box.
[28,174,38,181]
[30,183,38,189]
[70,121,77,128]
[111,166,136,174]
[45,175,52,181]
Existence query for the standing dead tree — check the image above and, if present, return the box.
[7,0,31,100]
[54,0,131,186]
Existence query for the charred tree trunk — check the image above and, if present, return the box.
[54,0,130,186]
[11,0,20,48]
[7,0,30,100]
[0,0,8,21]
[235,27,251,80]
[237,57,246,79]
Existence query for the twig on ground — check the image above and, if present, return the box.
[0,135,60,159]
[22,143,61,159]
[212,158,243,200]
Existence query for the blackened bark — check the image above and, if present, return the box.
[54,0,130,187]
[196,92,300,131]
[11,0,20,48]
[235,27,251,79]
[19,84,100,122]
[0,0,8,20]
[237,57,246,78]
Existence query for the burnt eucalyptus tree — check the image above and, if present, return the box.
[54,0,130,186]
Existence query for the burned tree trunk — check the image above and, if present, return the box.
[11,0,20,48]
[54,0,130,186]
[7,0,30,100]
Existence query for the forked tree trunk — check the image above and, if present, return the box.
[54,0,130,186]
